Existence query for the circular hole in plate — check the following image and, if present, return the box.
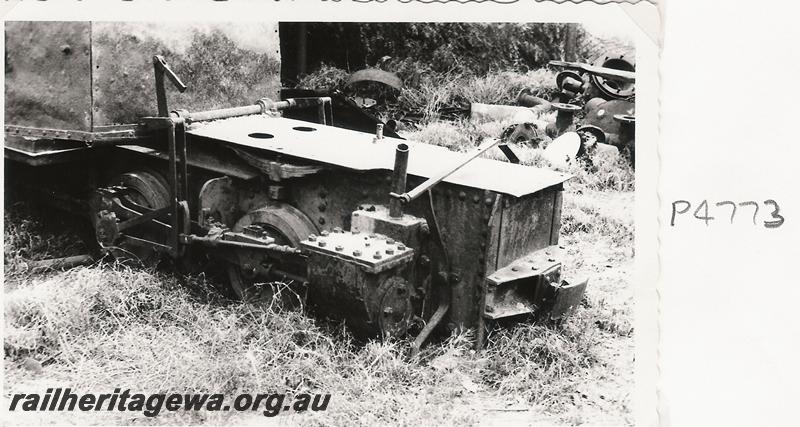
[292,126,317,132]
[248,132,274,139]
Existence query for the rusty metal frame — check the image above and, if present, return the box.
[4,124,152,146]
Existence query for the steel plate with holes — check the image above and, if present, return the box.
[300,230,414,274]
[188,115,571,198]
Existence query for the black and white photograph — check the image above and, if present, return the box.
[2,8,649,426]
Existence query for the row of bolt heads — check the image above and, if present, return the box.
[504,246,565,274]
[307,230,406,260]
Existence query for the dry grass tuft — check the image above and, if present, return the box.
[4,260,629,425]
[296,64,351,93]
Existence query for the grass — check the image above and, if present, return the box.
[4,188,633,426]
[297,61,559,124]
[4,66,634,426]
[402,117,635,194]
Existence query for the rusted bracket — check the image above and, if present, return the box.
[4,124,152,146]
[268,97,333,125]
[410,271,452,357]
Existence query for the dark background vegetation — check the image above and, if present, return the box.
[281,22,632,84]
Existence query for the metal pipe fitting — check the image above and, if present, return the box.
[614,114,635,146]
[613,114,635,164]
[517,88,551,114]
[374,123,384,143]
[556,71,585,94]
[554,71,585,103]
[389,143,409,218]
[590,54,635,100]
[545,103,581,138]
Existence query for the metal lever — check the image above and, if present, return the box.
[390,138,502,203]
[153,55,188,117]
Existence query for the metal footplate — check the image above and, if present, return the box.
[484,245,588,320]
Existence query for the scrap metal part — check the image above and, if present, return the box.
[590,54,636,100]
[485,246,588,320]
[346,69,403,91]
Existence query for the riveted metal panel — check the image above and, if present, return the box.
[496,189,561,269]
[4,21,92,130]
[91,22,281,126]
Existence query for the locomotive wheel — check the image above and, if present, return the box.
[92,170,171,265]
[115,170,171,210]
[227,204,317,301]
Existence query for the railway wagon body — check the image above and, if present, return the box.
[4,22,587,349]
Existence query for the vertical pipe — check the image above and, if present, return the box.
[317,98,329,125]
[389,143,409,218]
[555,109,575,131]
[166,120,179,257]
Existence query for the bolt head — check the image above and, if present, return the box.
[511,266,518,272]
[321,230,330,236]
[548,257,555,262]
[386,238,395,244]
[308,234,317,242]
[353,250,362,256]
[373,251,382,260]
[458,191,466,201]
[319,241,327,247]
[335,245,344,251]
[386,248,395,255]
[397,244,406,251]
